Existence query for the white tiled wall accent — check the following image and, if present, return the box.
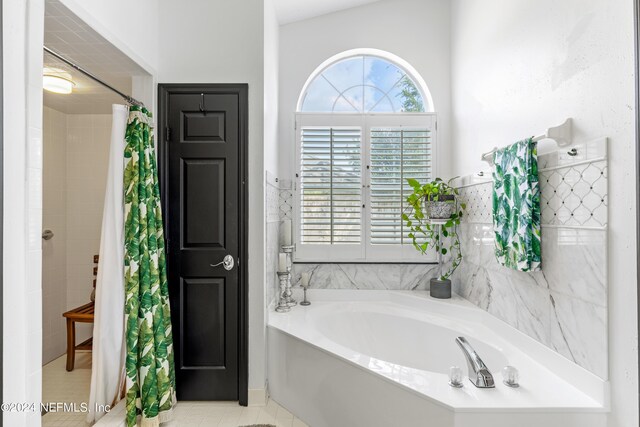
[539,161,608,228]
[65,113,112,344]
[278,178,293,220]
[42,109,112,359]
[266,172,280,308]
[42,107,68,364]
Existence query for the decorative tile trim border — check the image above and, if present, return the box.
[457,159,608,229]
[539,160,607,228]
[266,172,280,223]
[278,180,293,221]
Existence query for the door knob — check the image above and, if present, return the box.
[210,255,235,271]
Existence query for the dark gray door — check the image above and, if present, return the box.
[159,85,248,403]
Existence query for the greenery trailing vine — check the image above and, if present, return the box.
[402,177,466,280]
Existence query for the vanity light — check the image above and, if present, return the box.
[43,67,75,94]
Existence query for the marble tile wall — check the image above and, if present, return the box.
[291,263,438,290]
[454,175,608,379]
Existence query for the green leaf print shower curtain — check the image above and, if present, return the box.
[124,106,176,427]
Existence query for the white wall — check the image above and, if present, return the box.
[42,107,68,365]
[57,0,159,74]
[278,0,452,180]
[157,0,268,394]
[450,0,638,425]
[3,0,45,425]
[264,0,280,369]
[264,0,279,176]
[65,114,111,344]
[42,109,111,362]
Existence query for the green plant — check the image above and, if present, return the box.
[402,177,466,280]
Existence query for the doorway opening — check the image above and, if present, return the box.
[41,1,152,424]
[158,84,249,404]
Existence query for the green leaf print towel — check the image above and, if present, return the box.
[492,138,541,271]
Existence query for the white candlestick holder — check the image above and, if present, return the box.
[281,245,297,307]
[275,271,291,313]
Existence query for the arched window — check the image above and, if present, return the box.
[299,55,430,113]
[294,50,436,262]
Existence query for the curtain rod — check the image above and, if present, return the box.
[43,45,145,108]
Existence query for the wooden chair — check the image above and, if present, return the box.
[63,302,94,371]
[62,255,98,371]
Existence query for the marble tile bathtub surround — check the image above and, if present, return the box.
[291,263,439,290]
[277,155,608,379]
[452,221,608,379]
[453,150,609,379]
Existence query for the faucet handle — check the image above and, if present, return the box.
[502,366,520,388]
[448,366,463,388]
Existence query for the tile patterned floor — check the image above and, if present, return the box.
[164,400,309,427]
[41,353,308,427]
[42,352,93,426]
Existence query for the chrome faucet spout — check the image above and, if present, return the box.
[455,337,495,388]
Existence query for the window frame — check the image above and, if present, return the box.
[294,112,438,263]
[297,50,434,114]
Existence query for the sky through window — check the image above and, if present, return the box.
[300,55,427,113]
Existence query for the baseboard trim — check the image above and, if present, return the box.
[247,388,267,406]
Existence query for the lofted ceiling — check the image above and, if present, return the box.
[273,0,383,25]
[43,0,149,114]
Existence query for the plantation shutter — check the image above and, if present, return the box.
[299,127,362,244]
[369,128,432,245]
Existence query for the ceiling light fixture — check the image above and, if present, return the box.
[43,67,75,94]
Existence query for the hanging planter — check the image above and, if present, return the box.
[424,194,456,220]
[403,178,466,299]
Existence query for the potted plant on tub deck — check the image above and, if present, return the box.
[402,178,466,299]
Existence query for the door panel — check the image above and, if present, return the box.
[182,158,226,247]
[180,278,226,367]
[183,111,226,141]
[159,85,247,402]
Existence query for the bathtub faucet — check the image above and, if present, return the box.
[455,337,495,388]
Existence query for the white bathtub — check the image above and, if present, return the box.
[267,290,608,427]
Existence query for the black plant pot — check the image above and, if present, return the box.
[430,278,452,299]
